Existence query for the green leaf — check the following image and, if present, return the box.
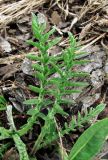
[0,142,11,159]
[54,103,68,116]
[68,32,76,48]
[70,72,90,77]
[63,81,88,87]
[69,118,108,160]
[26,54,42,62]
[0,127,11,140]
[32,13,41,40]
[13,134,29,160]
[36,71,45,82]
[46,37,61,50]
[0,96,7,110]
[73,60,91,65]
[75,52,89,59]
[91,103,105,116]
[59,99,75,104]
[26,40,41,50]
[32,63,44,72]
[29,85,42,93]
[43,27,56,41]
[23,98,39,105]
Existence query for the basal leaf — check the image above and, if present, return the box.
[69,117,108,160]
[13,134,29,160]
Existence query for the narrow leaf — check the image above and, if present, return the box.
[70,72,90,77]
[43,27,56,41]
[32,63,44,72]
[26,54,42,62]
[73,60,91,65]
[46,37,61,50]
[26,40,41,50]
[32,13,41,40]
[63,82,88,87]
[29,85,42,93]
[23,98,39,105]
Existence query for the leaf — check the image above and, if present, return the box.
[69,118,108,160]
[0,96,7,110]
[13,134,29,160]
[70,72,90,77]
[59,99,75,104]
[91,103,105,116]
[73,60,91,65]
[32,13,41,40]
[46,37,61,50]
[68,32,76,48]
[54,103,68,116]
[26,40,41,50]
[0,127,11,140]
[32,63,44,72]
[6,105,16,131]
[0,142,11,158]
[36,71,45,82]
[63,81,88,87]
[23,98,39,105]
[26,54,42,62]
[29,85,42,94]
[43,27,56,41]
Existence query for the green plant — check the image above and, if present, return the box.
[68,117,108,160]
[0,13,107,160]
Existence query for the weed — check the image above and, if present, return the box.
[0,13,107,160]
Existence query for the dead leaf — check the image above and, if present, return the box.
[79,23,92,40]
[0,63,20,80]
[0,36,12,53]
[3,148,19,160]
[51,11,61,25]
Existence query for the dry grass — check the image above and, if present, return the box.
[0,0,49,28]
